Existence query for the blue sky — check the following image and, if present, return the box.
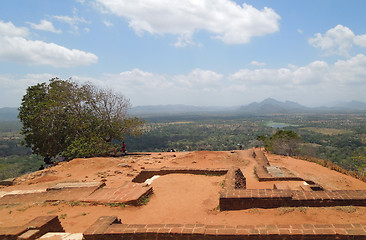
[1,0,366,108]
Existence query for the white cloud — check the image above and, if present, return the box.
[26,19,62,34]
[103,20,113,27]
[228,55,366,105]
[0,20,98,67]
[54,15,87,26]
[75,55,365,106]
[93,68,223,93]
[173,69,223,89]
[73,68,226,105]
[309,25,366,57]
[93,0,280,46]
[0,73,54,107]
[331,54,366,84]
[3,55,366,107]
[53,8,90,33]
[250,61,267,67]
[355,34,366,47]
[297,29,304,34]
[0,20,29,37]
[230,60,330,86]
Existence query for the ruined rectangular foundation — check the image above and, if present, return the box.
[0,215,64,240]
[84,216,366,240]
[220,189,366,210]
[132,167,228,183]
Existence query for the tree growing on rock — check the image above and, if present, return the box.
[18,78,144,159]
[257,130,302,156]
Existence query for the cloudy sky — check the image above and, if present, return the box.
[1,0,366,108]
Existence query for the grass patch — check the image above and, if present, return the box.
[81,212,87,216]
[50,201,60,206]
[212,205,220,211]
[16,206,30,212]
[108,202,126,208]
[70,201,81,207]
[0,203,21,210]
[297,207,308,213]
[205,172,224,176]
[139,192,152,205]
[335,206,357,213]
[220,180,225,188]
[60,214,67,219]
[248,208,259,214]
[277,207,295,215]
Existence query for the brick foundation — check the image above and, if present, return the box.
[224,168,246,190]
[252,150,270,166]
[0,215,64,240]
[83,216,366,240]
[253,150,304,181]
[220,160,366,210]
[220,189,366,210]
[132,168,228,183]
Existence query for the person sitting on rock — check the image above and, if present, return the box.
[120,142,127,156]
[44,155,52,167]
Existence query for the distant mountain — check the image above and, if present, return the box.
[239,98,309,114]
[2,99,365,120]
[335,101,366,110]
[0,107,19,121]
[131,104,237,116]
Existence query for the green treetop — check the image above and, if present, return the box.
[18,78,144,159]
[257,129,302,156]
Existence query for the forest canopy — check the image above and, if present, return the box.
[18,78,144,159]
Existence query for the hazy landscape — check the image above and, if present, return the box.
[1,98,366,180]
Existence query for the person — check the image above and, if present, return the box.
[120,142,127,156]
[44,155,52,167]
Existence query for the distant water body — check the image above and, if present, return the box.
[265,121,296,129]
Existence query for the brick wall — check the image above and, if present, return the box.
[220,189,366,210]
[254,164,304,181]
[253,150,270,166]
[0,215,64,240]
[84,216,366,240]
[253,150,305,181]
[132,168,228,183]
[223,168,246,190]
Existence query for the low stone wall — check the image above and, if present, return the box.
[220,189,366,210]
[253,150,305,181]
[254,164,304,181]
[83,216,366,240]
[224,168,246,190]
[132,168,228,183]
[0,215,64,240]
[253,150,270,166]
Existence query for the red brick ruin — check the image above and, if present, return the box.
[1,149,366,239]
